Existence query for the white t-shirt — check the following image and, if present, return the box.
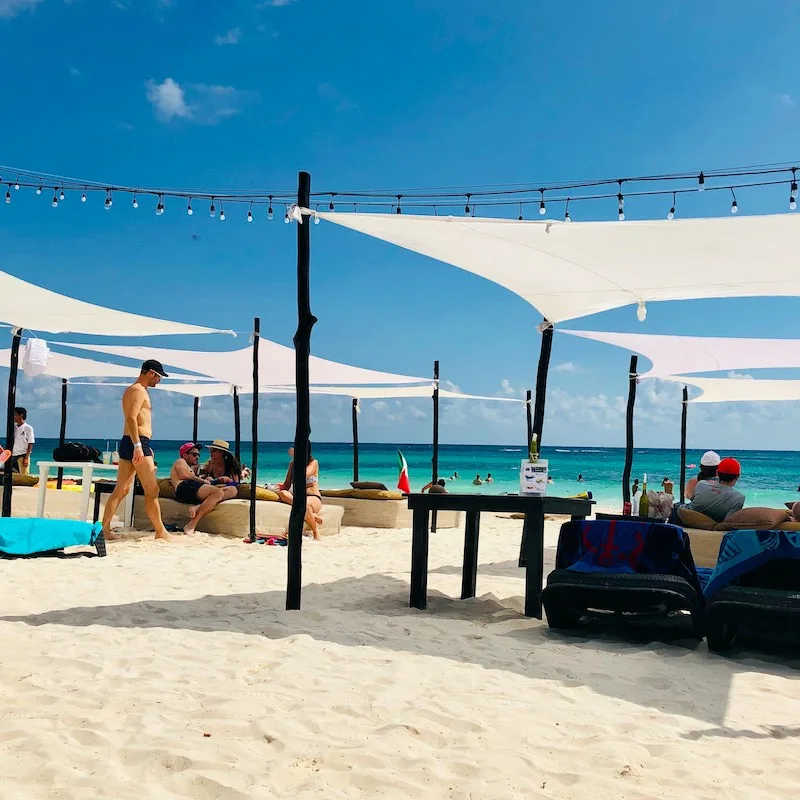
[13,422,35,457]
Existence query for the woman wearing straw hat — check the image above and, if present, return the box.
[201,440,242,487]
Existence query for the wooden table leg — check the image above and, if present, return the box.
[461,510,481,599]
[410,508,430,609]
[93,487,103,524]
[523,508,545,619]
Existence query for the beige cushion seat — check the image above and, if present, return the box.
[319,489,463,529]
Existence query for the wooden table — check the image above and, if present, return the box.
[36,462,134,526]
[406,493,595,618]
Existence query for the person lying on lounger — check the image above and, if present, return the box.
[170,443,237,535]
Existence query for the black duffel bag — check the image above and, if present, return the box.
[53,442,102,463]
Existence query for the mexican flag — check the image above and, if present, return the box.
[397,450,411,494]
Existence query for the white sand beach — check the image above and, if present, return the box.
[2,513,799,800]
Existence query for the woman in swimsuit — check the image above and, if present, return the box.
[201,440,242,486]
[277,446,323,540]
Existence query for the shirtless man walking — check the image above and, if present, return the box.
[169,443,236,534]
[102,359,174,541]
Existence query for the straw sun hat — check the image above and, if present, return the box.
[208,439,231,454]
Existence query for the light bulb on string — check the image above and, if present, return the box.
[564,198,571,223]
[464,194,471,215]
[730,188,738,214]
[187,198,193,216]
[247,202,253,223]
[104,190,113,210]
[396,195,402,214]
[284,205,290,224]
[268,195,273,220]
[5,186,11,204]
[59,188,65,201]
[14,179,19,191]
[51,189,58,208]
[219,204,226,221]
[617,180,625,220]
[791,168,797,210]
[81,189,87,203]
[539,189,546,216]
[518,203,523,221]
[329,194,335,212]
[637,301,647,322]
[209,198,216,218]
[156,195,165,216]
[132,193,139,209]
[314,208,320,224]
[667,191,676,220]
[36,184,42,195]
[698,172,705,191]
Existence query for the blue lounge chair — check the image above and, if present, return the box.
[0,518,106,559]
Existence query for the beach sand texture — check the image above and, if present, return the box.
[1,513,799,799]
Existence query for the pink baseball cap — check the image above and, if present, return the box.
[179,442,202,458]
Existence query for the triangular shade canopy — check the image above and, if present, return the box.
[561,329,800,378]
[661,375,800,404]
[0,348,208,381]
[56,340,428,388]
[319,211,800,323]
[0,269,232,336]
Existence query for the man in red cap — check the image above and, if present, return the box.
[687,456,745,522]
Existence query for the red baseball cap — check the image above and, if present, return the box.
[179,442,202,458]
[717,457,741,476]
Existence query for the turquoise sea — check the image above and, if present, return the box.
[24,439,800,511]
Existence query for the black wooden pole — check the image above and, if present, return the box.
[233,386,241,463]
[352,398,359,483]
[192,396,199,442]
[287,170,316,611]
[56,378,68,489]
[679,385,688,504]
[532,321,553,446]
[525,389,533,446]
[431,360,440,533]
[249,318,260,542]
[621,355,638,507]
[2,328,23,517]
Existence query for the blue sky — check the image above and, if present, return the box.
[2,0,800,448]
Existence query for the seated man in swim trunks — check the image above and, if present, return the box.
[170,443,237,535]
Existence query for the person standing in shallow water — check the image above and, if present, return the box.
[101,360,175,542]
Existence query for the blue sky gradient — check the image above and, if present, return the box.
[2,0,800,448]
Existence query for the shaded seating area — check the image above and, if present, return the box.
[542,519,705,638]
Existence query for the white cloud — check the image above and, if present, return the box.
[778,92,796,108]
[69,66,81,77]
[145,78,255,124]
[215,27,241,45]
[0,0,43,18]
[257,0,296,6]
[499,379,516,396]
[726,370,754,380]
[553,361,577,373]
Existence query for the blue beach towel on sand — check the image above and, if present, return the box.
[0,518,102,556]
[703,529,800,599]
[556,519,704,597]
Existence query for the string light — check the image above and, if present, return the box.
[219,203,226,221]
[104,190,113,210]
[187,198,193,216]
[518,203,523,221]
[247,202,253,223]
[396,194,402,214]
[464,193,471,215]
[14,178,19,191]
[617,180,625,221]
[132,193,139,209]
[81,188,87,203]
[329,193,335,212]
[51,188,58,207]
[667,191,676,220]
[209,198,216,218]
[698,172,705,191]
[730,188,738,214]
[5,185,11,204]
[314,208,320,224]
[36,184,42,195]
[284,205,290,223]
[268,195,273,220]
[791,168,797,211]
[564,198,571,223]
[156,194,165,215]
[539,189,546,216]
[59,187,65,201]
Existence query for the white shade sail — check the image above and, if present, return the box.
[0,347,209,382]
[56,340,428,388]
[561,329,800,378]
[661,375,800,404]
[319,211,800,323]
[0,269,233,336]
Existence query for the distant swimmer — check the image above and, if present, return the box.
[485,473,494,483]
[449,471,459,480]
[577,474,584,483]
[547,476,554,484]
[473,474,483,485]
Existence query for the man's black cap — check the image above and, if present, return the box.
[142,359,169,377]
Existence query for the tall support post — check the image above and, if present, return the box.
[525,389,533,445]
[233,386,241,463]
[249,318,260,542]
[2,328,23,517]
[192,396,199,443]
[621,355,638,507]
[532,321,553,446]
[352,398,359,483]
[431,360,440,533]
[287,170,316,611]
[56,378,68,489]
[679,386,688,504]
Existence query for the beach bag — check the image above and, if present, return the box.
[0,518,103,556]
[22,338,50,377]
[53,442,102,463]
